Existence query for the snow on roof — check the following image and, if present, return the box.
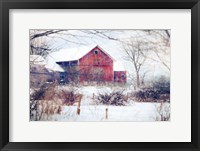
[30,55,64,72]
[113,61,126,71]
[30,55,46,65]
[45,62,64,72]
[50,45,115,62]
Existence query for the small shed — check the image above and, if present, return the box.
[30,55,64,87]
[113,62,126,83]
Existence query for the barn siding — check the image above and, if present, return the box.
[57,61,79,83]
[114,71,126,83]
[79,47,113,83]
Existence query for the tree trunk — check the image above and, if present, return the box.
[136,72,140,88]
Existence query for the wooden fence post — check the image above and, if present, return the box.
[77,108,80,115]
[76,95,82,115]
[105,108,108,119]
[92,93,95,100]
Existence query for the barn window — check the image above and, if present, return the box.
[94,50,98,55]
[121,74,125,80]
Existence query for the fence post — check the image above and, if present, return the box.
[92,93,95,100]
[76,95,82,115]
[77,108,80,115]
[105,108,108,119]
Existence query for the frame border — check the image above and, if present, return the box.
[0,0,199,151]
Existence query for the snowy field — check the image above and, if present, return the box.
[37,85,170,122]
[41,103,170,122]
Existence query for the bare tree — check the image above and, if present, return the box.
[30,29,121,57]
[122,38,148,88]
[144,30,170,71]
[30,30,65,56]
[140,70,149,86]
[30,30,65,40]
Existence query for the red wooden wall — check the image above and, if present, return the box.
[78,46,113,83]
[114,71,126,83]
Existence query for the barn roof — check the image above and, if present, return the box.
[30,55,46,65]
[30,55,64,72]
[51,45,115,62]
[45,62,65,72]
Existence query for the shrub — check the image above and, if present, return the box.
[155,102,170,121]
[30,84,47,101]
[153,76,170,94]
[30,82,82,121]
[58,88,81,105]
[134,76,170,102]
[96,90,128,106]
[134,88,160,102]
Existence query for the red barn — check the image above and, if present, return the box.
[54,45,126,84]
[79,46,114,82]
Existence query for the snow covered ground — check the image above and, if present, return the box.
[38,85,170,122]
[49,103,169,122]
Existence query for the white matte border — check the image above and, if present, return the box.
[9,9,191,142]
